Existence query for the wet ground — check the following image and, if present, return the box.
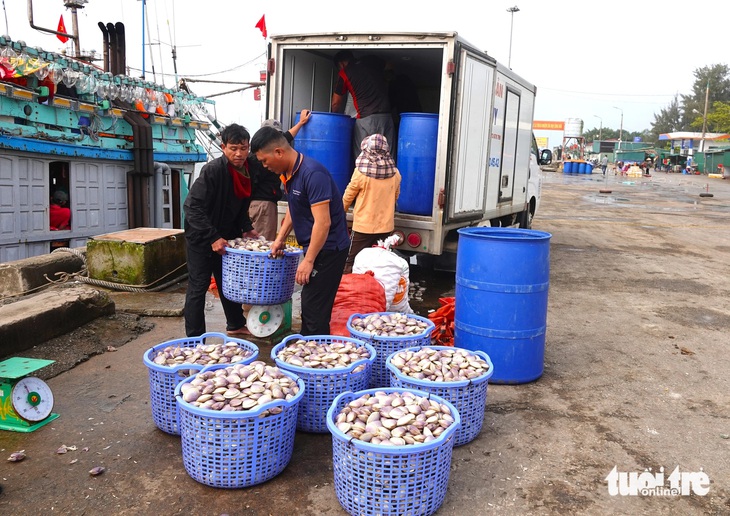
[1,170,729,515]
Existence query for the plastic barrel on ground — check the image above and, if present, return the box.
[396,113,438,215]
[292,111,354,196]
[454,227,551,384]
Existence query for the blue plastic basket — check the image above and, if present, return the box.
[347,312,435,389]
[174,368,305,488]
[221,246,302,305]
[386,346,493,446]
[271,334,375,433]
[143,333,259,435]
[327,388,461,516]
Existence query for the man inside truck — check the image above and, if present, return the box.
[331,51,395,160]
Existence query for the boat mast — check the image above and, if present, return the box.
[27,0,88,59]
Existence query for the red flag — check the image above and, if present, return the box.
[57,15,69,43]
[255,15,267,39]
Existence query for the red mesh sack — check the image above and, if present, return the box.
[330,272,386,336]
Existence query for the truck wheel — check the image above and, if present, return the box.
[519,208,533,229]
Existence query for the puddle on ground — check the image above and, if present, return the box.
[585,194,631,204]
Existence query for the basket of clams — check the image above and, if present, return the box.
[222,236,302,305]
[326,388,461,516]
[271,335,376,433]
[174,361,305,488]
[347,312,435,389]
[386,346,493,446]
[143,332,258,435]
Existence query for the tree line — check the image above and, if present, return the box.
[582,64,730,145]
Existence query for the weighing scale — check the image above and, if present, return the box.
[0,357,59,432]
[246,300,293,338]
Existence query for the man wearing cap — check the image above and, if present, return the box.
[342,134,401,274]
[251,126,350,336]
[50,190,71,230]
[248,110,312,240]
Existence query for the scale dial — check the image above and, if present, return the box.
[11,377,54,422]
[247,304,285,337]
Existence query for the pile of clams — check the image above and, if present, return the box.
[277,339,371,373]
[334,391,455,445]
[227,236,300,253]
[389,347,490,382]
[349,313,430,337]
[178,361,299,417]
[152,341,254,377]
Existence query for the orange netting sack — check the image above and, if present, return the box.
[428,297,455,346]
[330,272,387,337]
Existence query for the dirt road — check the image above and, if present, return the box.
[1,170,728,515]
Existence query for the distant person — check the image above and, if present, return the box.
[248,110,312,240]
[49,190,71,230]
[342,134,401,274]
[601,155,608,175]
[331,51,395,160]
[251,126,350,335]
[183,123,259,338]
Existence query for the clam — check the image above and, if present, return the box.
[7,450,26,462]
[89,466,105,476]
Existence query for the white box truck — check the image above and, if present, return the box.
[266,31,552,258]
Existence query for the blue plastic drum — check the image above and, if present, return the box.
[293,111,354,196]
[396,113,438,215]
[454,227,552,384]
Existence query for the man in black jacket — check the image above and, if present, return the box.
[183,124,259,337]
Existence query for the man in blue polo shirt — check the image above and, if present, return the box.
[250,126,350,335]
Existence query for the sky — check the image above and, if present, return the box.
[5,0,729,149]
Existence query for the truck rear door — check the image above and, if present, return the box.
[444,46,496,224]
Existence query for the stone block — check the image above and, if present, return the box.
[86,228,186,286]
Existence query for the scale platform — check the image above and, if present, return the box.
[0,357,59,432]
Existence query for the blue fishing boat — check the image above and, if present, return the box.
[0,1,213,262]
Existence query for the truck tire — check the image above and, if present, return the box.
[519,208,533,229]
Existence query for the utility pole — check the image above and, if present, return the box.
[700,79,709,153]
[593,115,602,141]
[613,106,623,150]
[507,6,520,69]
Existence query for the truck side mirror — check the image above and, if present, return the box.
[539,149,552,165]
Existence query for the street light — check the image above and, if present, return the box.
[613,106,623,150]
[593,115,602,141]
[507,6,520,69]
[693,108,708,153]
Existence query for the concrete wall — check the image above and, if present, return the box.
[0,285,115,356]
[0,249,85,298]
